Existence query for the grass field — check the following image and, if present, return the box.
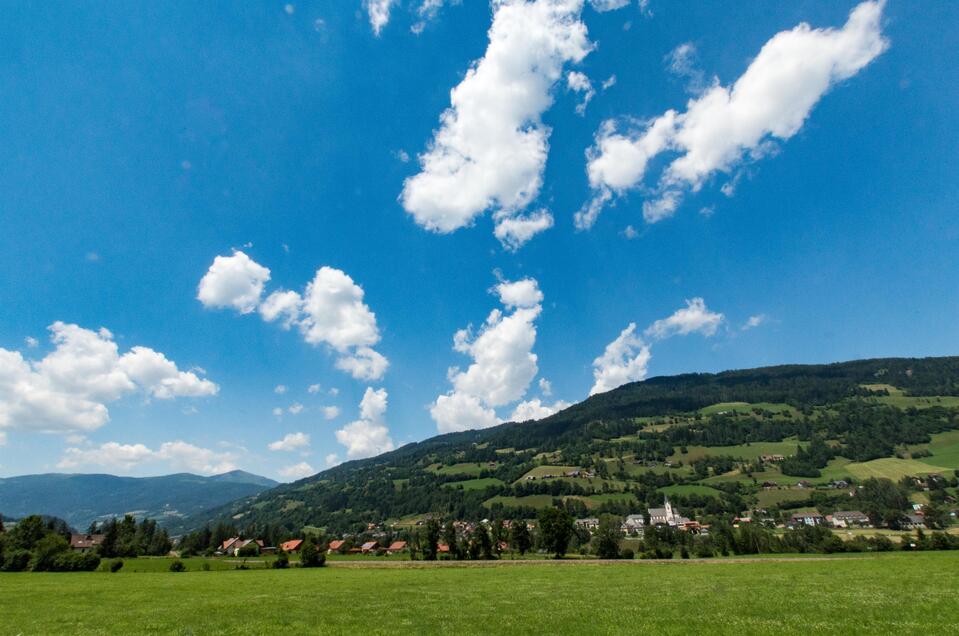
[668,439,807,463]
[912,430,959,469]
[699,402,797,417]
[660,484,722,498]
[443,477,506,491]
[2,553,957,634]
[426,462,497,477]
[868,395,959,410]
[845,457,951,481]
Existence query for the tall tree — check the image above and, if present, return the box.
[510,520,531,556]
[538,507,574,559]
[423,519,440,561]
[592,515,622,559]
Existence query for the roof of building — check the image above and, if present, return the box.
[70,534,104,549]
[361,541,379,550]
[387,541,407,551]
[328,540,346,550]
[280,539,303,552]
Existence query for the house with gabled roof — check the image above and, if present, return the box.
[280,539,303,553]
[70,534,104,553]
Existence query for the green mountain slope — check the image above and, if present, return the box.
[0,470,278,529]
[183,357,959,535]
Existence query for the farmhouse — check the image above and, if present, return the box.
[327,540,346,554]
[830,511,871,528]
[361,541,380,554]
[280,539,303,553]
[575,518,600,532]
[902,514,925,530]
[621,514,645,535]
[789,512,825,527]
[70,534,104,553]
[386,541,407,554]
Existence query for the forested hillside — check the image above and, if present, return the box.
[182,357,959,536]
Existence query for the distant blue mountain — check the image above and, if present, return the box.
[0,470,278,530]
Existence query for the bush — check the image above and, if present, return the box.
[299,540,325,568]
[620,548,634,560]
[110,559,124,573]
[31,534,70,572]
[50,552,100,572]
[201,562,211,571]
[273,550,290,569]
[237,543,260,558]
[169,560,186,572]
[1,549,31,572]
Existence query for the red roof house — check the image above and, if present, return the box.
[386,541,407,554]
[280,539,303,553]
[327,539,346,554]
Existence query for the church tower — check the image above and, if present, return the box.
[664,496,674,523]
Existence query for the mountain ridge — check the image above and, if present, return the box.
[175,355,959,536]
[0,470,278,530]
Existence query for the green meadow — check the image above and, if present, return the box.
[2,553,957,634]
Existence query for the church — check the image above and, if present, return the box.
[647,497,688,527]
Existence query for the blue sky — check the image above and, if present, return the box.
[1,0,957,480]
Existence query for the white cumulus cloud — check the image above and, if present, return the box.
[334,387,395,459]
[509,398,572,422]
[431,277,545,433]
[742,314,768,331]
[590,298,724,395]
[365,0,398,36]
[197,251,271,314]
[644,297,724,340]
[58,440,237,475]
[200,254,389,381]
[0,323,217,434]
[322,405,341,420]
[579,0,888,228]
[567,70,595,115]
[279,462,315,481]
[589,323,651,395]
[401,0,594,249]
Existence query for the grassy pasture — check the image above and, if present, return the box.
[868,395,959,410]
[860,383,904,395]
[660,484,722,498]
[911,430,959,469]
[520,465,581,479]
[699,402,797,416]
[845,457,950,481]
[426,462,497,477]
[443,477,506,491]
[2,553,957,634]
[669,439,807,463]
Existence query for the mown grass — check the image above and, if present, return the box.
[2,553,957,634]
[443,477,506,491]
[845,457,950,481]
[669,439,808,463]
[426,462,497,476]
